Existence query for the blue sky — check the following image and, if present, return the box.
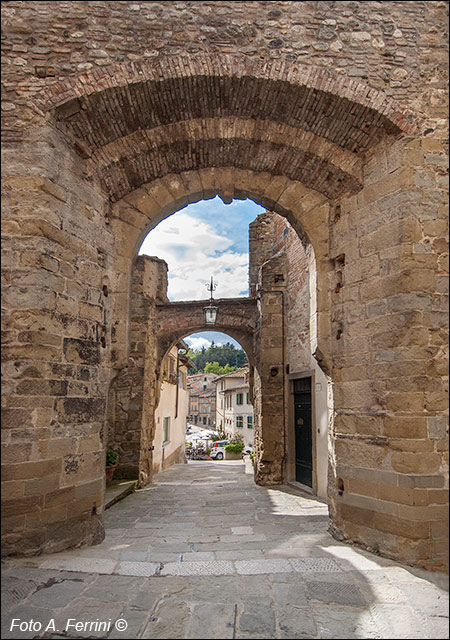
[184,331,241,350]
[139,196,265,350]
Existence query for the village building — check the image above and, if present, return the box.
[152,343,192,475]
[187,373,218,428]
[214,368,254,449]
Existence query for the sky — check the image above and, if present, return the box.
[183,331,240,351]
[139,196,265,350]
[139,196,264,300]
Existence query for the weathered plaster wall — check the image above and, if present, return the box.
[152,345,188,476]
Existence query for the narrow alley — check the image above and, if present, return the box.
[2,461,448,639]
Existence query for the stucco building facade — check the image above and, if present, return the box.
[187,373,218,428]
[152,344,190,475]
[215,368,254,449]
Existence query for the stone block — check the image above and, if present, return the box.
[391,452,441,474]
[74,478,104,500]
[63,338,100,365]
[373,511,430,539]
[25,502,68,528]
[2,408,34,430]
[2,479,25,500]
[2,494,44,517]
[44,486,76,508]
[389,438,434,453]
[55,397,105,423]
[2,458,62,482]
[60,451,103,487]
[1,442,32,464]
[23,474,60,496]
[1,513,26,534]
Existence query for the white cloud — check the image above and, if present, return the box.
[184,336,213,351]
[139,212,249,300]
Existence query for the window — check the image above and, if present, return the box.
[204,377,207,381]
[247,416,253,429]
[246,392,250,404]
[236,416,244,428]
[203,417,207,425]
[236,393,244,405]
[203,384,207,390]
[163,417,170,443]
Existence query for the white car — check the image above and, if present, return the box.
[209,440,229,460]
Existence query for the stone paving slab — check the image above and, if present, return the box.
[114,561,159,577]
[105,480,137,510]
[236,558,292,575]
[160,560,234,576]
[38,557,117,575]
[290,557,342,573]
[2,461,448,639]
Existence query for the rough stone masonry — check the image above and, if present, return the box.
[1,1,448,570]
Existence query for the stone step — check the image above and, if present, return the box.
[105,480,137,510]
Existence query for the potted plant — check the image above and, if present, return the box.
[224,433,245,459]
[224,442,245,459]
[105,449,119,486]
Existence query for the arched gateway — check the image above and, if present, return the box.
[2,2,448,570]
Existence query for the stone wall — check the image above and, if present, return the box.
[2,0,448,133]
[327,136,449,567]
[250,211,331,497]
[2,1,448,568]
[107,254,168,480]
[250,211,312,372]
[2,129,111,556]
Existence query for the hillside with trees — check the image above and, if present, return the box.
[186,341,248,374]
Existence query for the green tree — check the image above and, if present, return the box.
[187,342,248,373]
[204,361,238,375]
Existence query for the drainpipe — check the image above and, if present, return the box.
[255,287,287,481]
[175,351,179,419]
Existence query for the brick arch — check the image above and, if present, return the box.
[44,53,420,206]
[92,124,362,203]
[89,118,363,189]
[43,54,419,135]
[155,298,258,371]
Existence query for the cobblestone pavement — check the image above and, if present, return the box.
[2,461,449,639]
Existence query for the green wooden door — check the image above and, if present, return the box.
[293,377,313,487]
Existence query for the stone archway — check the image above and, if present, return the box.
[2,10,447,569]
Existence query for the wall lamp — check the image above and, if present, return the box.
[204,276,218,325]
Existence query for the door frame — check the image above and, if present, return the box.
[286,369,317,494]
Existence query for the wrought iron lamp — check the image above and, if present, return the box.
[204,277,218,324]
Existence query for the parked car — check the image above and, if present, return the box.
[209,440,229,460]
